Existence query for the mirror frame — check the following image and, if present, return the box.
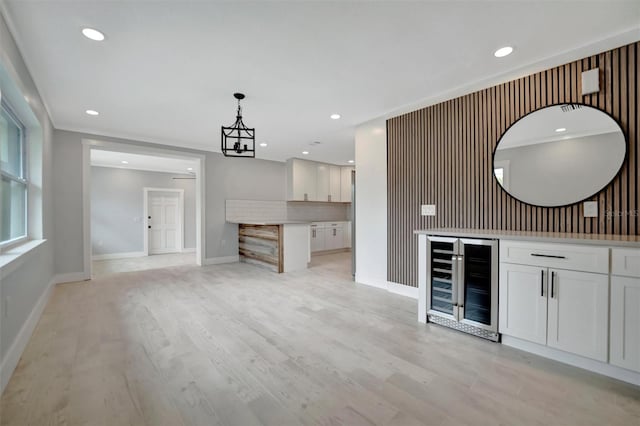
[491,103,628,208]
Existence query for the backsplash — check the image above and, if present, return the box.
[287,202,350,222]
[226,199,350,222]
[226,200,287,222]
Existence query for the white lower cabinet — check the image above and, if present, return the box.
[547,269,608,362]
[499,263,547,345]
[310,222,351,253]
[499,240,609,362]
[610,276,640,372]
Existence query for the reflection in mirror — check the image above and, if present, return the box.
[493,104,626,207]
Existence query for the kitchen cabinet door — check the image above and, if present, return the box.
[325,225,344,250]
[610,276,640,372]
[499,263,547,345]
[316,164,330,202]
[287,159,317,201]
[310,227,326,252]
[340,167,353,202]
[547,269,608,362]
[329,166,341,202]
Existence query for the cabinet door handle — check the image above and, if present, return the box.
[540,269,544,297]
[531,253,566,259]
[551,271,556,298]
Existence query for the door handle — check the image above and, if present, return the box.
[531,253,566,259]
[551,271,556,298]
[540,269,544,297]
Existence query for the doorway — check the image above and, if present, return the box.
[82,139,206,280]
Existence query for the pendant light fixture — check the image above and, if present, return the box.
[221,92,255,157]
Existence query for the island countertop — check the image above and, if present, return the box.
[227,220,310,225]
[414,228,640,248]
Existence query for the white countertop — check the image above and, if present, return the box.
[227,220,310,225]
[414,228,640,248]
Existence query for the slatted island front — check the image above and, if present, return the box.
[233,221,311,273]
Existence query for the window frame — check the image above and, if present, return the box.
[0,98,28,250]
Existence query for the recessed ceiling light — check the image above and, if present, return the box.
[187,167,193,171]
[348,160,355,164]
[302,151,309,155]
[330,114,341,120]
[494,46,513,58]
[555,128,567,133]
[260,143,268,147]
[85,109,99,116]
[121,160,128,164]
[82,28,105,41]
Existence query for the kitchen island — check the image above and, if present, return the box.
[227,221,310,273]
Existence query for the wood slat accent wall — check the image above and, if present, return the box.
[387,42,639,287]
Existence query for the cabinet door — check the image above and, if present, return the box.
[610,276,640,372]
[499,263,547,345]
[329,166,341,202]
[316,164,330,202]
[310,227,325,252]
[340,167,354,202]
[324,225,343,250]
[547,269,608,362]
[289,159,317,201]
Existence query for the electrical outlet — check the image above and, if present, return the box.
[421,204,436,216]
[583,201,598,218]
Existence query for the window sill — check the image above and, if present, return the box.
[0,239,47,278]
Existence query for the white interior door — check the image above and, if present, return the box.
[148,192,182,254]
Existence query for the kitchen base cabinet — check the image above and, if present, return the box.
[310,222,351,253]
[499,263,547,345]
[610,276,640,372]
[499,240,609,362]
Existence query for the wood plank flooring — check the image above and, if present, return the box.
[1,253,639,425]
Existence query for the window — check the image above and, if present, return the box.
[0,100,27,246]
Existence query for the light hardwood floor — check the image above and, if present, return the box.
[92,252,196,278]
[1,253,638,425]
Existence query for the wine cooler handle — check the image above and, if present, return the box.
[457,256,464,309]
[451,255,458,308]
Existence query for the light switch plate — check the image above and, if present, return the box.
[583,201,598,218]
[421,204,436,216]
[582,68,600,95]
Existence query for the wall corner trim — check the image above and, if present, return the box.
[0,276,55,393]
[202,255,239,266]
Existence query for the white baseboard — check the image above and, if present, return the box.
[355,275,419,300]
[0,277,55,393]
[92,251,145,261]
[502,335,640,387]
[181,248,196,253]
[203,255,239,266]
[54,272,90,284]
[387,281,419,299]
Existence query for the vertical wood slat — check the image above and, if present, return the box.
[387,42,639,287]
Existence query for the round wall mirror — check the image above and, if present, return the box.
[493,104,626,207]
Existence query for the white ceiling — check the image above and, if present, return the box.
[91,149,197,175]
[2,1,639,164]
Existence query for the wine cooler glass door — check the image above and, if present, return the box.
[459,239,498,332]
[428,238,458,318]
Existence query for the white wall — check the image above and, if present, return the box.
[0,10,55,391]
[91,167,197,255]
[354,118,389,289]
[52,129,287,274]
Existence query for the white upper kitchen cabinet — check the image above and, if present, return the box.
[340,167,354,202]
[316,163,330,202]
[286,159,317,201]
[329,165,341,202]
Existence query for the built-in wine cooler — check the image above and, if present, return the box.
[426,236,499,341]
